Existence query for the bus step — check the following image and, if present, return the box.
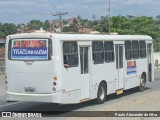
[116,89,124,95]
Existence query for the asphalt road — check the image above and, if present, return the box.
[0,69,160,120]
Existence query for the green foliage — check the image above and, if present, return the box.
[62,20,68,25]
[112,16,127,29]
[63,18,79,32]
[27,20,43,30]
[110,16,160,51]
[0,15,160,51]
[69,23,78,33]
[63,26,71,32]
[43,20,50,31]
[0,32,5,37]
[0,23,17,37]
[95,16,109,32]
[69,18,78,33]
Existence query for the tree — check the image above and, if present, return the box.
[69,23,78,33]
[110,15,160,51]
[0,15,159,51]
[112,16,126,29]
[27,20,43,30]
[69,18,78,33]
[1,23,17,36]
[0,32,5,37]
[43,20,50,31]
[62,20,68,25]
[94,16,109,33]
[63,26,71,32]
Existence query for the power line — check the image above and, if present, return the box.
[51,12,68,32]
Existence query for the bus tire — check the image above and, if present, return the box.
[97,82,107,104]
[138,74,146,92]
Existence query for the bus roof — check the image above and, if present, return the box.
[7,33,153,41]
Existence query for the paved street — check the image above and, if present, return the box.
[0,69,160,120]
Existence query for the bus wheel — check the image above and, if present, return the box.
[97,82,106,104]
[138,74,146,92]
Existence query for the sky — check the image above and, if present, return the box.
[0,0,160,24]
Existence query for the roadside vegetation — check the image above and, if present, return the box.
[0,15,160,51]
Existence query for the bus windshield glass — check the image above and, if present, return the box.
[9,39,51,60]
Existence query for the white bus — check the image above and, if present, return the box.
[5,33,154,104]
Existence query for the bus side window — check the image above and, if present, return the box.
[132,41,139,59]
[92,41,104,64]
[104,41,114,63]
[8,40,12,60]
[139,41,146,58]
[48,39,52,60]
[63,41,78,68]
[125,41,132,60]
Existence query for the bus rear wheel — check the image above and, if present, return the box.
[138,74,146,92]
[97,82,106,104]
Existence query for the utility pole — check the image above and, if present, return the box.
[108,0,111,34]
[52,12,68,32]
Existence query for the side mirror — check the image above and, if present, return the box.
[64,64,70,68]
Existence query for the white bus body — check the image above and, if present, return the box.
[5,33,154,104]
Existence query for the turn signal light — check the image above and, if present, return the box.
[53,82,57,86]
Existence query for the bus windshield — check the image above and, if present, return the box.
[9,39,52,60]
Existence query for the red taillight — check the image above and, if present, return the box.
[53,76,58,81]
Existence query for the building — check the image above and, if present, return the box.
[49,20,63,32]
[78,27,93,34]
[17,24,28,33]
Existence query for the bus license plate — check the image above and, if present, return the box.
[25,87,35,93]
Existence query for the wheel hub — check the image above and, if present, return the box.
[99,86,105,100]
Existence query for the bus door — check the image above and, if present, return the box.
[147,44,152,82]
[79,46,90,100]
[115,45,124,90]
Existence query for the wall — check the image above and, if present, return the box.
[153,52,160,67]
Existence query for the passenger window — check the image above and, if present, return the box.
[139,41,146,58]
[48,39,52,60]
[132,41,139,59]
[92,41,104,64]
[104,41,114,62]
[80,47,89,74]
[63,42,78,67]
[125,41,132,60]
